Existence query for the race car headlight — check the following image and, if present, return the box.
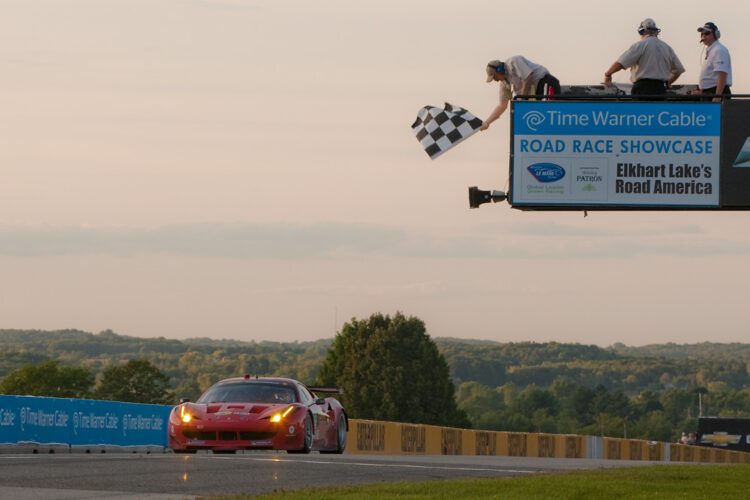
[270,406,295,423]
[179,405,196,423]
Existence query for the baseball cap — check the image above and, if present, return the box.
[697,22,718,33]
[638,18,660,33]
[485,60,505,82]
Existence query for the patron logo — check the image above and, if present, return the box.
[527,163,565,183]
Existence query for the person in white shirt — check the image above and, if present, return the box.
[481,56,560,131]
[603,18,685,98]
[691,22,732,102]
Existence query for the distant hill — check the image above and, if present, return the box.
[608,342,750,360]
[1,329,749,399]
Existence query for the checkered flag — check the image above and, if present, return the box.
[412,103,483,159]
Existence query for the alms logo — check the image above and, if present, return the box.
[527,163,565,182]
[522,110,546,131]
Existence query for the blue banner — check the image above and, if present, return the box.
[0,395,171,447]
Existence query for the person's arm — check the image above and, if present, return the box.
[713,71,727,102]
[668,70,682,86]
[669,52,686,87]
[603,62,624,85]
[480,97,509,131]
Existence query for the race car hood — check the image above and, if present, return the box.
[177,402,292,423]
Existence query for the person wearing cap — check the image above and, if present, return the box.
[603,18,685,98]
[691,22,732,102]
[480,56,560,131]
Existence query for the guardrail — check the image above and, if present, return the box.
[2,396,748,463]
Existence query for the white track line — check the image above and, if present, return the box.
[214,456,537,474]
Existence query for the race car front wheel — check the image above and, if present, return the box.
[321,412,347,454]
[335,413,347,453]
[288,413,312,454]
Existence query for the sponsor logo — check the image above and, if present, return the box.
[475,431,497,456]
[528,163,565,182]
[251,440,272,446]
[520,106,713,131]
[522,110,546,131]
[357,422,385,452]
[565,436,583,458]
[441,429,462,455]
[539,435,556,458]
[733,137,750,167]
[701,432,742,447]
[401,425,426,453]
[508,433,527,457]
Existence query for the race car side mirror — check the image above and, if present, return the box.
[315,398,326,405]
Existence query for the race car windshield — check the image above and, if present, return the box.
[197,382,298,404]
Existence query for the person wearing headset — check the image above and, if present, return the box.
[480,56,560,131]
[603,18,685,98]
[691,22,732,102]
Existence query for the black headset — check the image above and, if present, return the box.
[637,21,660,36]
[701,22,720,39]
[495,62,506,74]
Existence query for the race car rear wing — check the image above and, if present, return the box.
[308,386,344,395]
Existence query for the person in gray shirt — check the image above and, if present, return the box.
[603,18,685,98]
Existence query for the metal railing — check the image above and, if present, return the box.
[514,84,748,102]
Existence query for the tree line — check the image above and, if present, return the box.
[1,321,749,442]
[0,359,173,404]
[454,379,750,442]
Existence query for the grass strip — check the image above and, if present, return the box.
[209,464,750,499]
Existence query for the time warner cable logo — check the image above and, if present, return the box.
[522,110,546,131]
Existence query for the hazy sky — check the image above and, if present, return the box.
[2,1,750,346]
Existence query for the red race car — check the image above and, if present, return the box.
[168,376,348,454]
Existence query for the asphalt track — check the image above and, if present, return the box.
[0,452,664,499]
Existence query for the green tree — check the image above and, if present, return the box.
[316,312,469,427]
[93,359,174,404]
[455,381,504,423]
[0,360,93,398]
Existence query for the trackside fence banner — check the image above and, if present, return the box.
[3,397,749,463]
[0,395,172,448]
[346,419,750,464]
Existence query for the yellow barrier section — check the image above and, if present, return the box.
[345,419,748,463]
[346,420,583,459]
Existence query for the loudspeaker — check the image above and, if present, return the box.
[469,186,491,208]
